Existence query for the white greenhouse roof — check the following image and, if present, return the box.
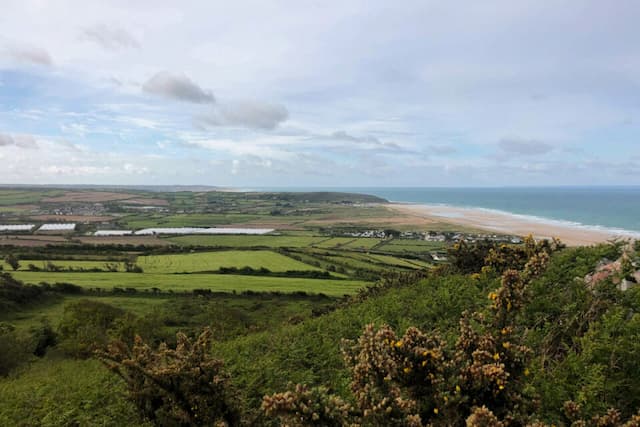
[38,223,76,231]
[134,227,274,235]
[0,224,35,231]
[94,230,133,236]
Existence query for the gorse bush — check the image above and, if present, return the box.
[262,241,640,426]
[97,328,241,427]
[263,262,542,426]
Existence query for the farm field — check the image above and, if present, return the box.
[2,259,125,271]
[2,294,169,332]
[341,238,384,249]
[122,213,264,229]
[137,250,321,273]
[313,237,361,248]
[166,235,326,248]
[363,253,431,268]
[11,271,366,295]
[376,239,446,253]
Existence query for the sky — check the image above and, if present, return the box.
[0,0,639,187]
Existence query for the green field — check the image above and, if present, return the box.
[3,295,169,332]
[363,253,431,268]
[3,259,125,271]
[137,250,320,273]
[11,271,366,296]
[166,235,326,248]
[0,190,61,206]
[122,213,263,229]
[376,239,446,253]
[341,238,384,249]
[312,237,359,248]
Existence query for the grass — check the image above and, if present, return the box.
[0,190,61,206]
[10,271,366,296]
[1,295,170,332]
[3,259,125,271]
[0,358,148,427]
[376,239,447,253]
[137,250,321,273]
[363,253,431,269]
[312,237,359,248]
[342,238,383,249]
[166,235,326,248]
[122,213,263,229]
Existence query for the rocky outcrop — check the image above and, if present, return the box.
[584,242,640,291]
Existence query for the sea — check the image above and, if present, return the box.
[259,187,640,236]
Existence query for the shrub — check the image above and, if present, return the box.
[0,323,30,376]
[97,328,241,426]
[57,299,127,357]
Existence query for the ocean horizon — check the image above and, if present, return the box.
[256,186,640,236]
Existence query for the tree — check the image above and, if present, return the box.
[4,254,20,271]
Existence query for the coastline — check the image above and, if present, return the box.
[388,202,639,246]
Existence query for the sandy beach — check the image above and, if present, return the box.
[389,203,637,246]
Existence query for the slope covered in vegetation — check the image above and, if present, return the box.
[1,240,639,425]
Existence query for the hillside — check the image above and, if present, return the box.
[1,240,639,425]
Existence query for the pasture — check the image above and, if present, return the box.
[11,271,366,296]
[166,235,326,248]
[137,250,320,273]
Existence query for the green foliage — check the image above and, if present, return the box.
[98,329,241,426]
[265,264,542,426]
[0,272,48,312]
[57,299,128,357]
[0,359,150,426]
[215,272,489,414]
[4,254,20,271]
[0,323,31,376]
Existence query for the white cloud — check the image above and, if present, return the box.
[80,24,140,50]
[197,101,288,130]
[0,133,39,148]
[3,44,53,66]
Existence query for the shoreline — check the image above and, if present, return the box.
[388,202,639,246]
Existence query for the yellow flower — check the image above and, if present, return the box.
[501,328,508,335]
[488,292,498,300]
[502,342,510,349]
[524,368,530,376]
[422,361,427,367]
[433,408,439,414]
[395,340,403,348]
[493,353,500,361]
[455,385,461,393]
[499,385,504,390]
[444,396,448,403]
[403,367,411,374]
